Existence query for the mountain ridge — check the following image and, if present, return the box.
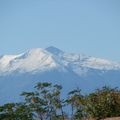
[0,46,120,75]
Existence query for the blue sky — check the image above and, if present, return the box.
[0,0,120,61]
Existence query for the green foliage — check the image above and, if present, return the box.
[0,103,33,120]
[1,82,120,120]
[67,88,85,120]
[21,82,66,120]
[85,86,120,120]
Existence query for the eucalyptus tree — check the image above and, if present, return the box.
[67,88,85,120]
[21,82,67,120]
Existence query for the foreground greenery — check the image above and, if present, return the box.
[1,82,120,120]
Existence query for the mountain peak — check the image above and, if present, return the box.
[46,46,63,55]
[26,48,45,55]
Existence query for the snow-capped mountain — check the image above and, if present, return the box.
[0,46,120,74]
[0,46,120,104]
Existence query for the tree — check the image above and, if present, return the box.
[85,86,120,120]
[67,88,85,120]
[1,82,120,120]
[21,82,67,120]
[0,102,33,120]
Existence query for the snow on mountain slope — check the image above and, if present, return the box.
[0,46,120,74]
[0,48,66,74]
[8,48,59,73]
[0,55,19,72]
[0,46,120,104]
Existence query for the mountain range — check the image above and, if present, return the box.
[0,46,120,104]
